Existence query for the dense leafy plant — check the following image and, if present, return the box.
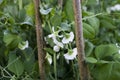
[1,0,120,80]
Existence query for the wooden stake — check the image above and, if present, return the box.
[33,0,45,80]
[58,0,63,9]
[72,0,90,80]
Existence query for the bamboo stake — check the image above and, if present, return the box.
[72,0,90,80]
[33,0,45,80]
[58,0,63,9]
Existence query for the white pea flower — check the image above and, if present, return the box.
[64,48,77,60]
[48,27,56,38]
[118,50,120,54]
[62,32,74,44]
[57,53,60,59]
[18,41,29,50]
[96,0,99,5]
[48,27,64,48]
[53,45,60,52]
[82,6,87,11]
[46,53,52,64]
[53,38,63,48]
[107,4,120,13]
[111,4,120,11]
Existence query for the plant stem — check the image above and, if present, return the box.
[33,0,46,80]
[72,0,90,80]
[72,61,75,78]
[54,53,57,80]
[47,21,52,33]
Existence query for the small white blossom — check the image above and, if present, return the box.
[117,50,120,55]
[48,27,56,38]
[82,6,87,11]
[111,4,120,11]
[57,53,60,59]
[107,4,120,13]
[53,45,60,52]
[48,27,64,48]
[64,48,77,60]
[62,32,74,44]
[18,41,29,50]
[53,38,63,48]
[46,53,52,64]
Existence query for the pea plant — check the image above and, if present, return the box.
[0,0,120,80]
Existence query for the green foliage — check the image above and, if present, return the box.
[83,22,95,39]
[64,0,74,21]
[85,57,97,63]
[86,17,100,34]
[92,63,120,80]
[8,53,24,77]
[3,33,22,49]
[1,0,120,80]
[95,44,119,60]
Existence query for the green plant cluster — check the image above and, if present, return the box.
[0,0,120,80]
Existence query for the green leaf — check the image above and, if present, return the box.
[64,0,74,21]
[21,16,33,26]
[60,21,71,31]
[82,11,94,17]
[85,57,97,63]
[86,0,97,6]
[50,14,61,27]
[3,33,17,46]
[87,17,100,34]
[44,48,55,55]
[23,48,35,73]
[95,44,119,59]
[25,3,34,17]
[97,60,113,64]
[83,22,95,39]
[100,19,116,29]
[8,53,24,77]
[18,9,26,22]
[85,41,94,56]
[92,63,120,80]
[3,33,22,49]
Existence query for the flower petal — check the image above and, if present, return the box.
[48,34,55,38]
[64,48,77,60]
[48,57,52,64]
[62,32,74,44]
[73,48,77,56]
[64,53,75,60]
[53,38,63,48]
[62,37,70,44]
[46,53,52,64]
[53,45,60,52]
[69,32,74,42]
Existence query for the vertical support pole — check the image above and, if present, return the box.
[58,0,63,9]
[72,0,90,80]
[33,0,45,80]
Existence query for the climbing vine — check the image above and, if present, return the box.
[0,0,120,80]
